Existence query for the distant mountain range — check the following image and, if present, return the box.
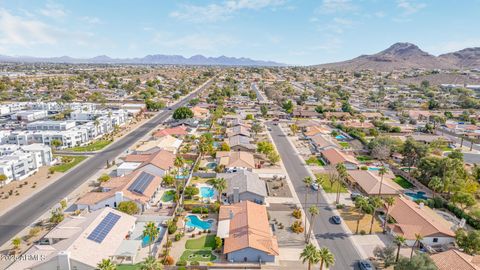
[316,42,480,71]
[0,54,284,66]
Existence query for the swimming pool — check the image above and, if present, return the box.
[206,162,217,170]
[405,191,428,201]
[368,167,380,171]
[186,215,213,230]
[141,226,162,247]
[335,135,347,140]
[200,186,215,198]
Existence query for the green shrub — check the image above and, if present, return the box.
[190,261,200,266]
[176,260,187,266]
[192,207,209,214]
[292,209,302,219]
[168,224,177,234]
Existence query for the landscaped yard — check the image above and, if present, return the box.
[339,142,350,149]
[180,249,217,262]
[50,156,87,173]
[185,235,216,249]
[393,176,414,189]
[356,155,373,162]
[117,264,140,270]
[316,174,348,193]
[181,235,217,262]
[161,190,176,202]
[339,207,383,234]
[305,156,325,166]
[67,140,112,152]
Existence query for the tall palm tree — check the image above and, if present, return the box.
[369,196,384,234]
[207,178,227,202]
[140,256,162,270]
[306,205,319,243]
[382,197,395,233]
[410,233,424,259]
[143,222,159,256]
[354,196,373,234]
[314,175,324,204]
[335,163,347,204]
[300,244,319,270]
[394,235,406,262]
[174,156,185,172]
[377,166,387,196]
[303,176,313,239]
[97,258,117,270]
[317,247,335,270]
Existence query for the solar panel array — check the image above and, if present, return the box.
[87,212,121,243]
[127,171,154,194]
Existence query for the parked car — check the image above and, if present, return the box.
[358,260,375,270]
[331,215,341,224]
[311,183,319,191]
[350,192,362,200]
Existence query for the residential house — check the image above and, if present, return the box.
[216,151,255,171]
[228,135,256,152]
[309,134,339,152]
[217,201,279,263]
[387,196,455,247]
[226,125,251,138]
[76,170,162,212]
[320,148,359,169]
[217,170,267,204]
[347,170,403,196]
[192,106,210,120]
[431,249,480,270]
[123,150,175,177]
[152,126,189,138]
[8,208,136,270]
[134,135,182,154]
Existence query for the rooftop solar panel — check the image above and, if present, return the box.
[127,171,154,194]
[87,212,121,243]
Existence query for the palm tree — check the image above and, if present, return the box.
[143,222,159,256]
[174,156,185,174]
[368,196,384,234]
[382,196,395,233]
[410,233,423,259]
[317,247,335,270]
[300,244,319,270]
[394,235,406,262]
[306,205,319,243]
[140,256,162,270]
[207,178,227,202]
[335,163,347,204]
[377,166,387,196]
[314,175,324,204]
[303,176,313,239]
[354,196,373,234]
[11,237,21,253]
[97,258,117,270]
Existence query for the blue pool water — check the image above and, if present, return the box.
[200,186,215,198]
[186,215,213,230]
[206,162,217,169]
[142,226,162,247]
[176,174,188,179]
[213,141,220,148]
[368,167,380,171]
[335,135,347,140]
[405,191,428,201]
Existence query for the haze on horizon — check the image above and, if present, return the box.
[0,0,479,65]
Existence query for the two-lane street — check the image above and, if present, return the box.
[267,122,363,270]
[0,78,214,246]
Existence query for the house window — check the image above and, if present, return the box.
[433,238,438,243]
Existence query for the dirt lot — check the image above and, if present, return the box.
[338,206,383,234]
[266,176,292,197]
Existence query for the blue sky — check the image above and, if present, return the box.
[0,0,479,65]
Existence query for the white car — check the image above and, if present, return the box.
[311,183,319,191]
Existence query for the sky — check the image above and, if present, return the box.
[0,0,479,65]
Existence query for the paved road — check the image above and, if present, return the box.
[267,122,363,270]
[0,78,214,246]
[251,83,265,102]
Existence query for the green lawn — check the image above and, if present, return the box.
[67,140,112,152]
[356,155,373,162]
[316,174,348,193]
[339,142,350,149]
[50,156,87,173]
[180,249,217,262]
[161,190,176,202]
[305,156,325,166]
[393,176,414,189]
[117,265,140,270]
[185,235,216,249]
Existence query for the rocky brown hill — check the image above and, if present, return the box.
[316,42,478,71]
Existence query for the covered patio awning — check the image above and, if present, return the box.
[216,219,230,238]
